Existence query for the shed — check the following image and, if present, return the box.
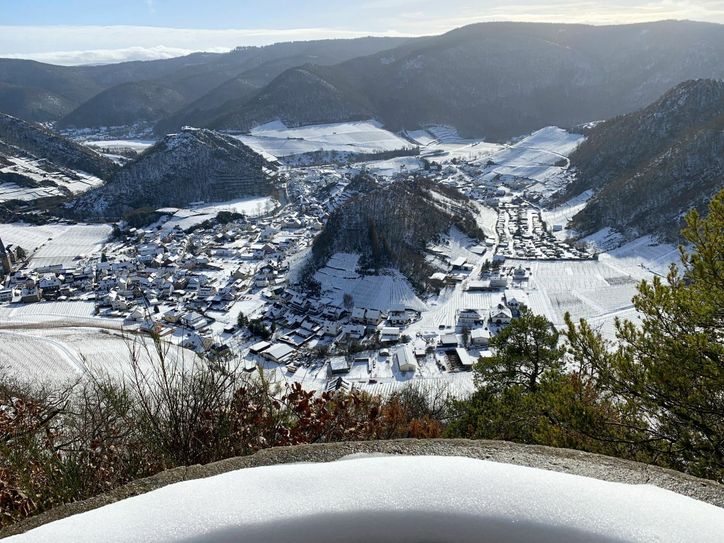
[440,334,459,348]
[249,340,272,354]
[394,345,418,372]
[262,343,296,363]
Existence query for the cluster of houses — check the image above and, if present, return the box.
[496,203,591,260]
[1,153,561,395]
[0,262,95,304]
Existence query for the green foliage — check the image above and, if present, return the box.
[592,190,724,479]
[476,309,564,393]
[236,312,248,328]
[248,319,271,340]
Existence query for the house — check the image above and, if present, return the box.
[19,286,42,303]
[0,288,13,302]
[379,327,401,343]
[328,357,351,376]
[262,343,296,363]
[181,311,208,330]
[489,307,513,326]
[470,327,491,347]
[387,305,411,326]
[249,341,272,355]
[394,345,418,372]
[351,307,366,323]
[513,265,529,280]
[163,308,183,324]
[505,289,529,310]
[429,272,447,287]
[127,308,146,322]
[489,273,509,289]
[457,308,485,327]
[439,334,459,348]
[340,324,365,340]
[364,309,383,326]
[39,274,62,291]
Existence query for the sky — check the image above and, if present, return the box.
[0,0,722,65]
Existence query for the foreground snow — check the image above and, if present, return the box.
[8,455,722,543]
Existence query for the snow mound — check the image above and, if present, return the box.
[8,455,722,543]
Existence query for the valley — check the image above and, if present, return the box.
[0,118,679,397]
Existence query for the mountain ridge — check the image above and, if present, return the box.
[567,78,724,241]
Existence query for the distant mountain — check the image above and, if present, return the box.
[208,66,375,132]
[567,79,724,241]
[152,38,407,135]
[69,128,278,219]
[153,77,260,135]
[0,82,76,122]
[211,20,724,141]
[0,113,117,179]
[56,82,188,129]
[0,37,408,126]
[0,55,217,122]
[307,176,484,291]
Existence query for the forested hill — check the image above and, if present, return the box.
[568,79,724,241]
[308,176,484,291]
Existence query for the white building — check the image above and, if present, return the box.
[394,345,418,372]
[470,328,491,346]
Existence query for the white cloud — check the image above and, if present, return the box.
[1,46,232,66]
[0,25,411,65]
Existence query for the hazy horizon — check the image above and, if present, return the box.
[1,0,722,65]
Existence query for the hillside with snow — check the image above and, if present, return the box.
[567,79,724,241]
[69,128,278,219]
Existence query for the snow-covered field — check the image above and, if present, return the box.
[348,156,423,176]
[0,325,197,385]
[0,300,98,324]
[21,224,112,269]
[0,222,111,267]
[478,126,584,190]
[234,120,412,159]
[0,155,105,203]
[9,455,722,543]
[160,196,277,231]
[522,237,678,337]
[411,125,502,161]
[315,253,427,312]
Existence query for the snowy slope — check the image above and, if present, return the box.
[8,455,722,543]
[481,126,584,185]
[314,253,427,312]
[0,155,106,203]
[234,120,411,159]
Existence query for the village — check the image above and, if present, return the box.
[0,124,672,398]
